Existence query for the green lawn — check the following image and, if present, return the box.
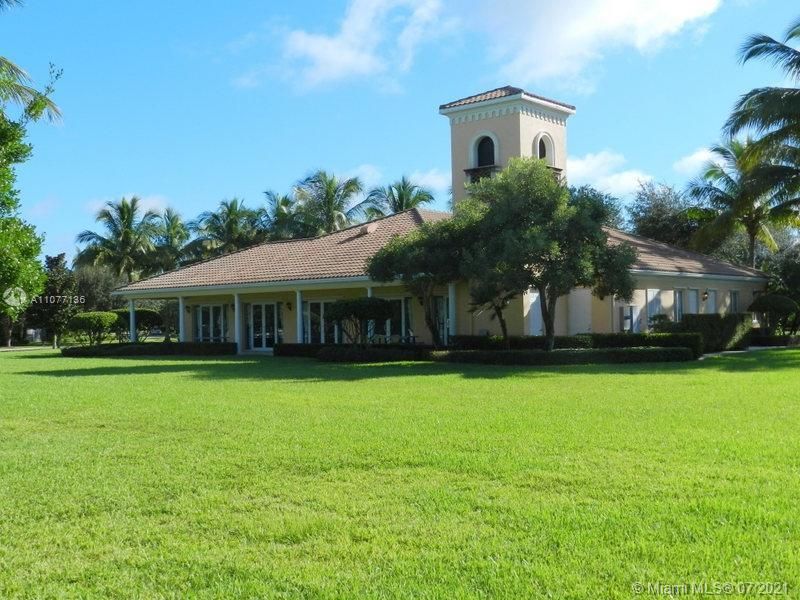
[1,350,798,598]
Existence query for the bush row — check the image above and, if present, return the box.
[450,332,704,358]
[275,343,433,359]
[317,346,427,363]
[431,347,695,365]
[749,335,800,347]
[664,314,752,353]
[62,342,237,357]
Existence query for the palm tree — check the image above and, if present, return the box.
[75,197,159,282]
[186,198,266,258]
[726,17,800,147]
[359,176,434,218]
[688,139,800,268]
[294,170,363,235]
[151,208,190,272]
[262,190,299,240]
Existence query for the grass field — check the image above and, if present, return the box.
[1,350,799,598]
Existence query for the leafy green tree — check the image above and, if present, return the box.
[26,254,78,348]
[467,158,636,351]
[74,265,125,311]
[262,190,299,240]
[0,216,44,346]
[688,139,800,268]
[75,197,159,282]
[360,176,434,219]
[368,218,464,348]
[187,198,266,258]
[726,16,800,149]
[151,208,190,272]
[294,170,362,235]
[569,185,624,229]
[628,181,704,248]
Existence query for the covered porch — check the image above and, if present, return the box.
[116,278,460,354]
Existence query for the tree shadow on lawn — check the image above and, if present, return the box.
[13,348,800,383]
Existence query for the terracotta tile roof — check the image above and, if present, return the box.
[605,228,766,279]
[116,209,452,293]
[439,85,576,112]
[116,210,765,294]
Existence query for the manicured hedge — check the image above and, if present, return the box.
[677,314,752,353]
[316,346,428,363]
[451,332,704,358]
[430,347,694,366]
[273,343,328,358]
[62,342,237,357]
[589,332,705,359]
[749,335,800,347]
[449,335,592,350]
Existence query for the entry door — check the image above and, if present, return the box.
[249,303,277,350]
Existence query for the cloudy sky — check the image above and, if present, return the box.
[2,0,797,258]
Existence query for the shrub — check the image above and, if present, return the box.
[449,335,592,350]
[62,342,237,357]
[748,294,799,334]
[316,346,428,363]
[589,332,704,359]
[67,311,119,345]
[274,343,328,358]
[325,298,394,344]
[111,308,163,342]
[430,347,694,366]
[677,314,752,353]
[749,335,800,347]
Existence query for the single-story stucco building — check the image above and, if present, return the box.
[113,86,767,351]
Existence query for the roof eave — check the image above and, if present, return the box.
[439,93,575,117]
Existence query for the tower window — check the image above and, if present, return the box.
[538,138,547,160]
[476,136,495,167]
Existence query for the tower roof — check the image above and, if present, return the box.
[439,85,575,113]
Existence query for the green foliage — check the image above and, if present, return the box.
[25,254,79,347]
[589,332,705,359]
[466,157,636,351]
[324,297,394,344]
[569,185,624,229]
[0,215,45,321]
[429,347,695,365]
[293,170,363,235]
[186,198,266,260]
[748,293,799,333]
[676,314,753,353]
[368,218,464,348]
[75,197,160,282]
[359,176,434,218]
[628,182,705,248]
[0,112,31,215]
[73,265,125,311]
[450,335,592,351]
[67,311,119,345]
[61,342,237,357]
[316,346,428,363]
[273,343,329,358]
[111,308,163,342]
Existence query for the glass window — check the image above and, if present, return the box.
[730,290,740,313]
[538,138,547,160]
[674,290,684,322]
[476,137,494,167]
[687,289,699,314]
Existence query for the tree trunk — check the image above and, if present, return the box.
[748,234,757,269]
[3,317,12,348]
[52,333,58,349]
[422,293,442,349]
[493,304,510,349]
[539,287,557,352]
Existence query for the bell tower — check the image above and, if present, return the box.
[439,86,575,203]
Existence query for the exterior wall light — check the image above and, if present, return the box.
[702,290,709,302]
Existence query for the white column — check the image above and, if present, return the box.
[367,287,373,297]
[295,290,303,343]
[234,293,242,353]
[178,297,186,342]
[366,286,374,341]
[128,299,137,343]
[447,283,457,341]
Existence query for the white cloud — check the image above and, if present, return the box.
[409,168,451,198]
[470,0,721,91]
[568,150,651,196]
[673,147,715,176]
[27,197,60,219]
[345,163,384,190]
[281,0,446,89]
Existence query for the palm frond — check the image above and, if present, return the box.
[740,34,800,79]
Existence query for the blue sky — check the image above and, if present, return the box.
[2,0,798,259]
